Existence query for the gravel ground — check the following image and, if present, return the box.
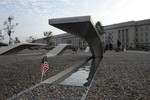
[13,84,86,100]
[86,51,150,100]
[0,51,91,99]
[1,50,149,100]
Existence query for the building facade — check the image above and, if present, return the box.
[101,19,150,49]
[35,19,150,49]
[34,33,88,48]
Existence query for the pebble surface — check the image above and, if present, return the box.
[86,51,150,100]
[1,50,150,99]
[0,50,91,99]
[14,84,86,100]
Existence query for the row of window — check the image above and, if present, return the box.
[103,35,113,39]
[103,27,150,44]
[105,40,113,44]
[135,32,149,37]
[61,37,87,46]
[135,26,149,32]
[51,36,87,46]
[105,31,113,35]
[118,29,129,33]
[118,29,129,43]
[135,38,149,43]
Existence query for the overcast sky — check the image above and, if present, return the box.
[0,0,150,43]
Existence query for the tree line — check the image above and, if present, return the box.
[0,16,53,46]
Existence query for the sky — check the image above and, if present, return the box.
[0,0,150,43]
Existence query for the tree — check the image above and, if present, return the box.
[95,21,105,36]
[0,42,8,46]
[26,36,35,43]
[3,16,18,45]
[14,37,20,44]
[0,30,4,41]
[44,31,53,46]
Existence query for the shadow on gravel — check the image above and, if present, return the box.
[84,57,101,87]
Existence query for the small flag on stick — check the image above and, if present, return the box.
[41,55,49,82]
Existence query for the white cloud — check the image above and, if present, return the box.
[1,0,14,5]
[58,0,71,4]
[1,0,150,43]
[19,0,30,6]
[86,0,150,25]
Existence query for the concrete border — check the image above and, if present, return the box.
[47,44,77,57]
[0,43,46,55]
[42,60,86,84]
[7,60,87,100]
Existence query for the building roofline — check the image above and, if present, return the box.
[104,18,150,30]
[104,21,135,30]
[35,33,74,41]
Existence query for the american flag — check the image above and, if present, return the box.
[41,55,49,77]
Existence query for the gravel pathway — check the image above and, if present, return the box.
[0,51,91,99]
[2,50,149,100]
[13,84,86,100]
[86,51,150,100]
